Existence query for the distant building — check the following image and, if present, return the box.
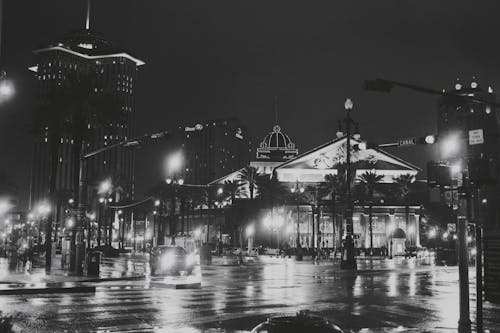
[29,28,144,238]
[178,118,253,185]
[210,122,422,255]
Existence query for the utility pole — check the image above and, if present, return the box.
[71,131,170,275]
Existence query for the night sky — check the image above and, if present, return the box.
[1,0,499,209]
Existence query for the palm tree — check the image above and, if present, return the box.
[255,174,288,206]
[318,165,349,250]
[394,174,416,244]
[358,171,384,256]
[223,180,245,204]
[239,166,259,199]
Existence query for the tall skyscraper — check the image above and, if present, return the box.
[176,118,253,185]
[29,28,144,213]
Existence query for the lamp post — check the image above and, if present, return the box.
[388,222,396,259]
[246,224,255,255]
[339,98,358,270]
[166,151,185,246]
[0,0,14,104]
[291,181,304,260]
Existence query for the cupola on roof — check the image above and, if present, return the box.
[256,125,299,161]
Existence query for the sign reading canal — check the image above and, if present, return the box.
[398,137,417,146]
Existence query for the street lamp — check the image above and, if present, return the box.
[0,71,14,103]
[388,222,396,258]
[167,151,183,174]
[338,98,358,270]
[246,224,255,254]
[441,134,461,158]
[98,178,112,194]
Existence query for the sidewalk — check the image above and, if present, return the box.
[0,255,145,294]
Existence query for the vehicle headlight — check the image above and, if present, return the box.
[186,254,197,266]
[162,253,176,268]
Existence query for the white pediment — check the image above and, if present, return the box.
[275,137,420,183]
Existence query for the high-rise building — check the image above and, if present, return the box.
[437,80,500,302]
[176,118,253,184]
[29,28,144,210]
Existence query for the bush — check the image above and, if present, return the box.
[0,311,14,333]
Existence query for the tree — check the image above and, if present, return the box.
[223,180,245,204]
[358,171,384,256]
[255,174,288,206]
[239,166,259,199]
[318,164,350,250]
[394,174,416,244]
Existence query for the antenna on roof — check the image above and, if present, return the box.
[85,0,91,30]
[274,96,278,124]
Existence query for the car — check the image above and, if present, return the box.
[251,310,344,333]
[149,245,198,276]
[404,246,418,258]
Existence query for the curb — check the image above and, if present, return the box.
[80,275,146,283]
[0,285,96,295]
[150,281,201,289]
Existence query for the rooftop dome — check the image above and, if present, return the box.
[256,125,298,161]
[260,125,296,150]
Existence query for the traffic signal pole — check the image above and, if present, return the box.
[71,131,171,275]
[364,78,500,331]
[458,180,471,332]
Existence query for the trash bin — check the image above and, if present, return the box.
[200,244,212,265]
[87,251,101,276]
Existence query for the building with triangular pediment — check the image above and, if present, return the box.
[210,124,423,256]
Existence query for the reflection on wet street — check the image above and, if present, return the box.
[2,257,499,332]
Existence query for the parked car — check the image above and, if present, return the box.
[89,245,120,257]
[149,245,198,276]
[251,310,344,333]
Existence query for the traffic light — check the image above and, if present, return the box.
[418,135,437,144]
[364,79,394,93]
[427,161,452,187]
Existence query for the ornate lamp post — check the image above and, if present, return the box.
[339,98,358,270]
[290,181,304,260]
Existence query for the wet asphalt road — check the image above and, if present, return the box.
[1,257,499,333]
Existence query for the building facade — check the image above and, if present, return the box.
[179,118,253,184]
[211,123,422,255]
[29,29,144,241]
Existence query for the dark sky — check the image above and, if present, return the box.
[1,0,499,209]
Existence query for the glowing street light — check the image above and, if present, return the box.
[154,199,160,206]
[66,218,74,228]
[99,179,112,194]
[0,77,14,102]
[167,151,183,173]
[441,134,461,158]
[217,187,224,195]
[429,229,437,238]
[245,224,255,237]
[451,163,462,174]
[0,199,13,216]
[37,202,51,216]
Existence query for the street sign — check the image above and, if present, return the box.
[398,137,417,146]
[469,129,484,145]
